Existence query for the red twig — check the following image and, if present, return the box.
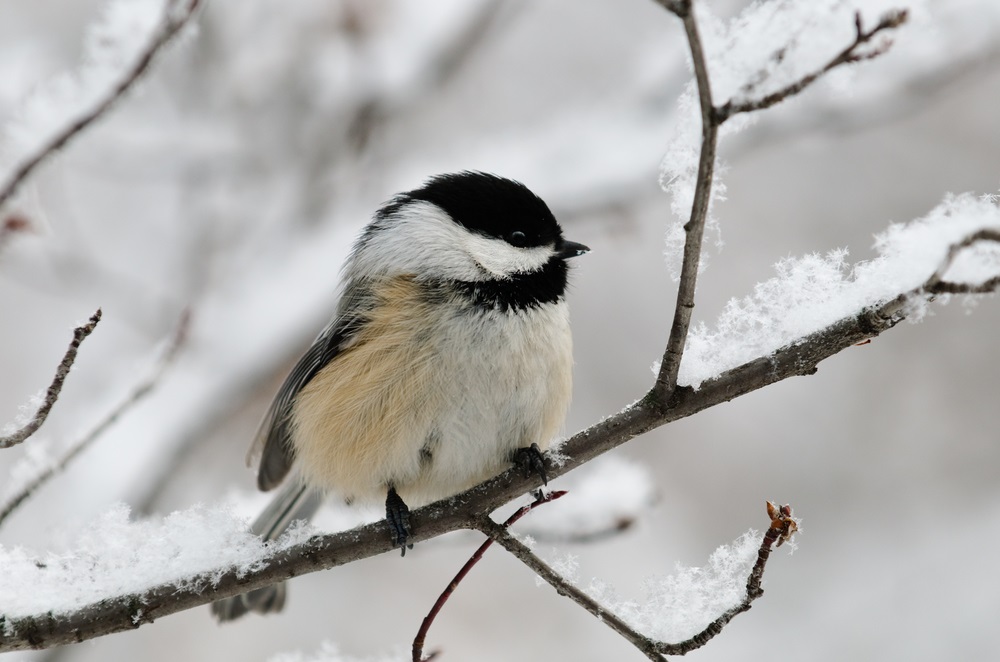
[412,490,568,662]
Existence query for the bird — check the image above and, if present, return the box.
[211,171,588,621]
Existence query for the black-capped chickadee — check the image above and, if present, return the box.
[212,171,588,621]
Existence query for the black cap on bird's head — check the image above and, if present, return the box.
[402,171,589,258]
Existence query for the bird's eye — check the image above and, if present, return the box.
[508,230,529,247]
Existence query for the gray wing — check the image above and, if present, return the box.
[248,285,371,491]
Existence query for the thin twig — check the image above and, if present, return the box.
[518,516,637,545]
[477,501,799,660]
[715,10,909,123]
[0,310,190,526]
[412,490,567,662]
[0,0,201,212]
[473,516,664,660]
[922,228,1000,294]
[655,0,718,400]
[0,309,102,449]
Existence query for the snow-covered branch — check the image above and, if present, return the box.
[2,199,997,651]
[0,309,101,450]
[475,502,798,661]
[715,9,910,122]
[2,0,999,659]
[655,2,907,398]
[0,0,200,212]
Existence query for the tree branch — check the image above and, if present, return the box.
[922,228,1000,295]
[0,0,201,212]
[0,280,925,653]
[0,3,995,655]
[0,309,102,449]
[472,515,664,661]
[655,0,718,400]
[0,310,190,527]
[654,4,909,400]
[475,502,798,660]
[412,490,567,662]
[715,10,909,123]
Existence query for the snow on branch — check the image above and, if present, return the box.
[1,1,997,657]
[678,193,1000,388]
[0,309,102,449]
[0,0,200,212]
[715,9,910,122]
[475,502,799,660]
[0,503,315,622]
[654,0,908,398]
[2,191,995,650]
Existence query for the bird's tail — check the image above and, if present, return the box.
[211,481,322,622]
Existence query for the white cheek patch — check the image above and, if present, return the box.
[461,232,553,279]
[350,201,555,282]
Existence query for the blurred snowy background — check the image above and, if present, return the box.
[1,0,999,660]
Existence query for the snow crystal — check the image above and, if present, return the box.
[1,390,45,436]
[0,502,316,620]
[590,529,763,643]
[674,193,1000,388]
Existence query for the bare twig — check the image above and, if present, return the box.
[0,310,190,526]
[518,516,637,545]
[474,515,664,662]
[715,10,909,122]
[0,0,201,212]
[0,309,102,449]
[654,0,719,400]
[652,0,688,16]
[476,501,798,660]
[922,228,1000,295]
[412,490,567,662]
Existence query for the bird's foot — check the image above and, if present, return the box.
[385,486,413,557]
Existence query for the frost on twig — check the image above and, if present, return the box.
[716,10,910,122]
[655,2,909,398]
[0,0,201,212]
[677,193,1000,388]
[0,310,190,526]
[479,502,799,661]
[0,309,102,449]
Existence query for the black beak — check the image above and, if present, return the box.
[556,239,590,259]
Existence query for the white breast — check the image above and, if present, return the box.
[289,276,573,507]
